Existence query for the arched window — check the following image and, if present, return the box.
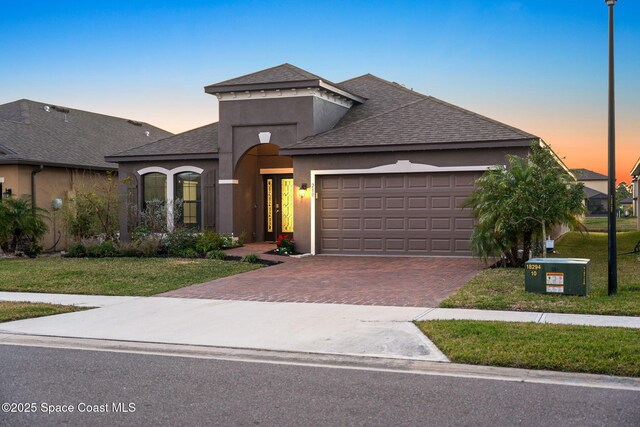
[143,172,167,207]
[175,172,201,228]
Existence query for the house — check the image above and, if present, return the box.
[107,63,545,257]
[0,99,172,249]
[632,157,640,227]
[571,168,609,216]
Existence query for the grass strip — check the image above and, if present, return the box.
[0,301,84,323]
[0,257,261,296]
[417,319,640,377]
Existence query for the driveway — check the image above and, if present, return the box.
[162,251,484,307]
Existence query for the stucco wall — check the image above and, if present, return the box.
[117,159,218,241]
[291,146,530,253]
[0,164,110,250]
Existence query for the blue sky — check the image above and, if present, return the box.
[2,1,638,180]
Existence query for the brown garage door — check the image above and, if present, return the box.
[318,172,479,256]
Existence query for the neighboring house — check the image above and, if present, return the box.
[107,63,549,257]
[0,99,172,249]
[632,157,640,227]
[571,168,609,216]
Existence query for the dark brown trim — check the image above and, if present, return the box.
[280,139,535,156]
[105,153,219,163]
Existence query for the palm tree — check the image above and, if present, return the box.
[0,196,49,252]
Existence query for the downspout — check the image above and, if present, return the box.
[31,165,44,209]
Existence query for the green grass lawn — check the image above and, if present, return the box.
[584,216,638,232]
[416,320,640,377]
[0,257,261,296]
[440,231,640,315]
[0,301,84,323]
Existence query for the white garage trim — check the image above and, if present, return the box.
[137,166,204,230]
[309,161,493,255]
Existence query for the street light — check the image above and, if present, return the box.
[605,0,617,295]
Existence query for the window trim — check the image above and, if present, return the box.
[137,166,204,230]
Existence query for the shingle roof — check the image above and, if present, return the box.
[107,122,218,160]
[0,99,172,169]
[571,168,608,181]
[584,187,607,199]
[285,74,537,151]
[210,63,326,87]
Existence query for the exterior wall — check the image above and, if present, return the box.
[581,179,608,194]
[292,146,530,254]
[216,96,348,236]
[0,164,110,250]
[117,159,218,241]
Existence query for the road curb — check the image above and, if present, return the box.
[1,332,638,392]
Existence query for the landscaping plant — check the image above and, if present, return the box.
[0,196,48,254]
[465,142,585,266]
[275,234,295,255]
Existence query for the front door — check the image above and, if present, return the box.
[264,175,294,241]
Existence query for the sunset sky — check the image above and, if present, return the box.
[2,0,638,183]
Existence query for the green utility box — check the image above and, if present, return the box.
[524,258,590,296]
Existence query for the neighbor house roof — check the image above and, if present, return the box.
[282,74,538,154]
[571,168,608,181]
[584,187,608,199]
[631,157,640,176]
[106,123,219,162]
[0,99,172,169]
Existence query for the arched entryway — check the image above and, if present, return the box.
[233,143,293,242]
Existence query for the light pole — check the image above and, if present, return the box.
[606,0,617,295]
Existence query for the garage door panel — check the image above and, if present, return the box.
[318,172,477,256]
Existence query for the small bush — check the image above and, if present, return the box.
[241,253,260,263]
[180,248,199,258]
[88,241,119,258]
[196,231,224,253]
[116,241,140,257]
[137,237,161,257]
[206,250,227,260]
[66,244,88,258]
[221,234,240,249]
[163,228,198,257]
[275,234,295,255]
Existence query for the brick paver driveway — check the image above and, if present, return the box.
[162,251,484,307]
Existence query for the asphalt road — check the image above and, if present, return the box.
[0,345,638,426]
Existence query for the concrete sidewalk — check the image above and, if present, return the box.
[3,291,640,329]
[0,296,447,362]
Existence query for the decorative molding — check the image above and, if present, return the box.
[309,160,493,255]
[218,179,239,185]
[259,168,293,175]
[136,165,204,230]
[215,87,354,108]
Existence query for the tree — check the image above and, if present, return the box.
[465,142,586,266]
[0,196,48,252]
[616,182,632,214]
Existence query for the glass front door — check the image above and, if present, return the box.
[264,175,294,241]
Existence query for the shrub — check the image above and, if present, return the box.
[116,240,141,257]
[206,250,227,260]
[0,197,48,253]
[66,244,88,258]
[196,231,224,253]
[137,237,162,257]
[88,241,119,258]
[162,227,199,257]
[221,234,240,249]
[241,253,260,263]
[275,234,295,255]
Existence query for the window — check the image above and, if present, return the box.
[175,172,201,228]
[143,173,167,206]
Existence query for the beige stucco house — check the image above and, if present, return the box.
[0,99,172,250]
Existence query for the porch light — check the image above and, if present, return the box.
[298,183,308,198]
